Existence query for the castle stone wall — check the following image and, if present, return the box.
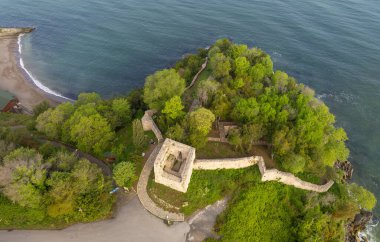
[193,156,258,170]
[141,110,163,142]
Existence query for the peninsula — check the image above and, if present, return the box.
[0,31,377,242]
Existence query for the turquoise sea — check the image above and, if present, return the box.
[1,0,380,239]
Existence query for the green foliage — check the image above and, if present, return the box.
[0,143,114,228]
[149,166,261,216]
[0,148,46,208]
[113,162,137,188]
[197,79,220,106]
[282,153,306,174]
[348,183,377,211]
[174,54,204,85]
[69,113,114,156]
[234,56,250,78]
[36,102,74,139]
[296,206,344,241]
[143,69,186,110]
[76,92,101,106]
[219,183,301,242]
[188,108,215,148]
[33,101,50,118]
[0,193,48,229]
[162,96,185,121]
[111,98,132,127]
[210,53,231,80]
[166,123,186,142]
[132,119,145,149]
[231,97,260,123]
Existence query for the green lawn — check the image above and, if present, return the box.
[196,142,248,159]
[148,166,262,216]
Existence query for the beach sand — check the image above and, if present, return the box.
[0,34,56,111]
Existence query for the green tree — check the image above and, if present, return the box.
[228,128,243,151]
[282,153,306,174]
[231,97,260,123]
[241,123,266,151]
[113,162,137,188]
[69,113,115,155]
[76,92,101,106]
[197,79,220,106]
[33,100,50,118]
[234,56,250,78]
[143,69,186,110]
[166,123,186,142]
[250,63,266,82]
[210,53,231,80]
[112,98,132,127]
[162,96,185,120]
[348,183,377,211]
[132,119,145,149]
[0,148,46,208]
[189,108,215,148]
[46,172,75,217]
[211,92,232,120]
[36,102,75,139]
[297,206,344,241]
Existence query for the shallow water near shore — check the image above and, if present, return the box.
[1,0,380,240]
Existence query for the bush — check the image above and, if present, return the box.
[113,162,137,188]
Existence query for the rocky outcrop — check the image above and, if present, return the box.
[335,160,354,181]
[346,210,373,242]
[0,27,35,36]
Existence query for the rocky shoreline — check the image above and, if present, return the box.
[335,160,375,241]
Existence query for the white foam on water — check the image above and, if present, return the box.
[17,34,71,101]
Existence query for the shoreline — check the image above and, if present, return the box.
[0,30,69,111]
[15,34,72,104]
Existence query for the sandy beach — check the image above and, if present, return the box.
[0,32,57,111]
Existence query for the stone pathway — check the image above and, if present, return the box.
[186,197,229,242]
[137,142,185,222]
[185,58,208,90]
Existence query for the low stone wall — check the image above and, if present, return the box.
[258,159,333,193]
[0,27,34,36]
[261,168,334,193]
[257,157,266,175]
[193,157,333,193]
[193,156,259,170]
[141,110,163,142]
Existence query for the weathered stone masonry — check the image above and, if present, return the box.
[154,139,195,193]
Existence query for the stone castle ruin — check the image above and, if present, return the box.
[153,139,195,192]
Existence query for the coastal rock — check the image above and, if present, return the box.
[335,160,354,182]
[346,210,373,242]
[0,27,35,36]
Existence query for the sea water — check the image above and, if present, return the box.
[1,0,380,239]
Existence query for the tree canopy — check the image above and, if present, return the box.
[143,69,186,110]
